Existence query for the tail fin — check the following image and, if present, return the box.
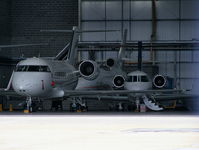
[66,27,119,65]
[138,41,142,71]
[118,29,127,60]
[41,27,119,65]
[66,26,79,65]
[40,27,80,65]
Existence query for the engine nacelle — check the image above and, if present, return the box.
[106,58,115,68]
[113,75,125,88]
[79,60,100,80]
[153,75,174,89]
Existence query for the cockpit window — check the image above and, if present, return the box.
[141,75,149,82]
[133,76,138,82]
[127,76,132,82]
[28,66,40,72]
[127,76,138,82]
[16,65,51,72]
[16,66,27,72]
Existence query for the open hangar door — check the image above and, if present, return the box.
[78,0,199,111]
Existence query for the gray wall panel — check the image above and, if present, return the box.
[82,1,105,20]
[156,1,179,19]
[181,0,199,19]
[130,51,150,63]
[180,51,192,62]
[180,79,196,90]
[193,51,199,62]
[123,1,131,20]
[106,21,121,41]
[131,21,151,41]
[131,1,151,20]
[81,22,106,41]
[157,21,179,40]
[158,63,175,77]
[181,21,199,40]
[180,64,195,78]
[106,1,122,20]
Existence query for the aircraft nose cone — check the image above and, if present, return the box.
[13,78,32,96]
[12,72,52,97]
[18,83,32,91]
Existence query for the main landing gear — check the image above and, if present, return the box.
[70,98,88,112]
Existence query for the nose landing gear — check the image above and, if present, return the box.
[24,97,32,113]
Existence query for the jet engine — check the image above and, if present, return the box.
[106,58,115,68]
[113,75,125,88]
[79,60,100,80]
[153,75,174,89]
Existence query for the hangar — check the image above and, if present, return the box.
[0,0,199,112]
[0,1,199,150]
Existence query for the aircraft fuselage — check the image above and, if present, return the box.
[12,57,78,98]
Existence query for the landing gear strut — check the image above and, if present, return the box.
[135,98,140,112]
[70,98,88,112]
[25,97,32,113]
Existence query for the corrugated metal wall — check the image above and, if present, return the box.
[79,0,199,92]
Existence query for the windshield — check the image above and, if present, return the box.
[15,65,51,72]
[141,75,149,82]
[127,76,138,82]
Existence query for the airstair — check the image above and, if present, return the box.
[142,95,163,111]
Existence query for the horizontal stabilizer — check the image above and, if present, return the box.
[0,43,48,48]
[55,43,70,60]
[40,29,73,33]
[40,29,120,33]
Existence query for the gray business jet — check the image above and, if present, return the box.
[0,27,195,112]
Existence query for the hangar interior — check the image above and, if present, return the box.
[0,0,199,112]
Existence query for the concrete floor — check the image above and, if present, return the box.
[0,112,199,150]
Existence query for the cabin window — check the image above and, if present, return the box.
[141,75,149,82]
[54,72,67,77]
[16,65,51,72]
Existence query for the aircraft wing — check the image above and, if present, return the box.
[64,89,189,97]
[153,93,199,101]
[64,89,198,102]
[0,89,21,97]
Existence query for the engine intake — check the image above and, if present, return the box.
[106,58,115,68]
[79,60,100,80]
[153,75,174,89]
[153,75,166,88]
[113,75,125,88]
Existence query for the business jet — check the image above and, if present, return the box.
[0,27,194,112]
[0,27,122,112]
[73,29,196,111]
[76,29,128,91]
[73,40,194,111]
